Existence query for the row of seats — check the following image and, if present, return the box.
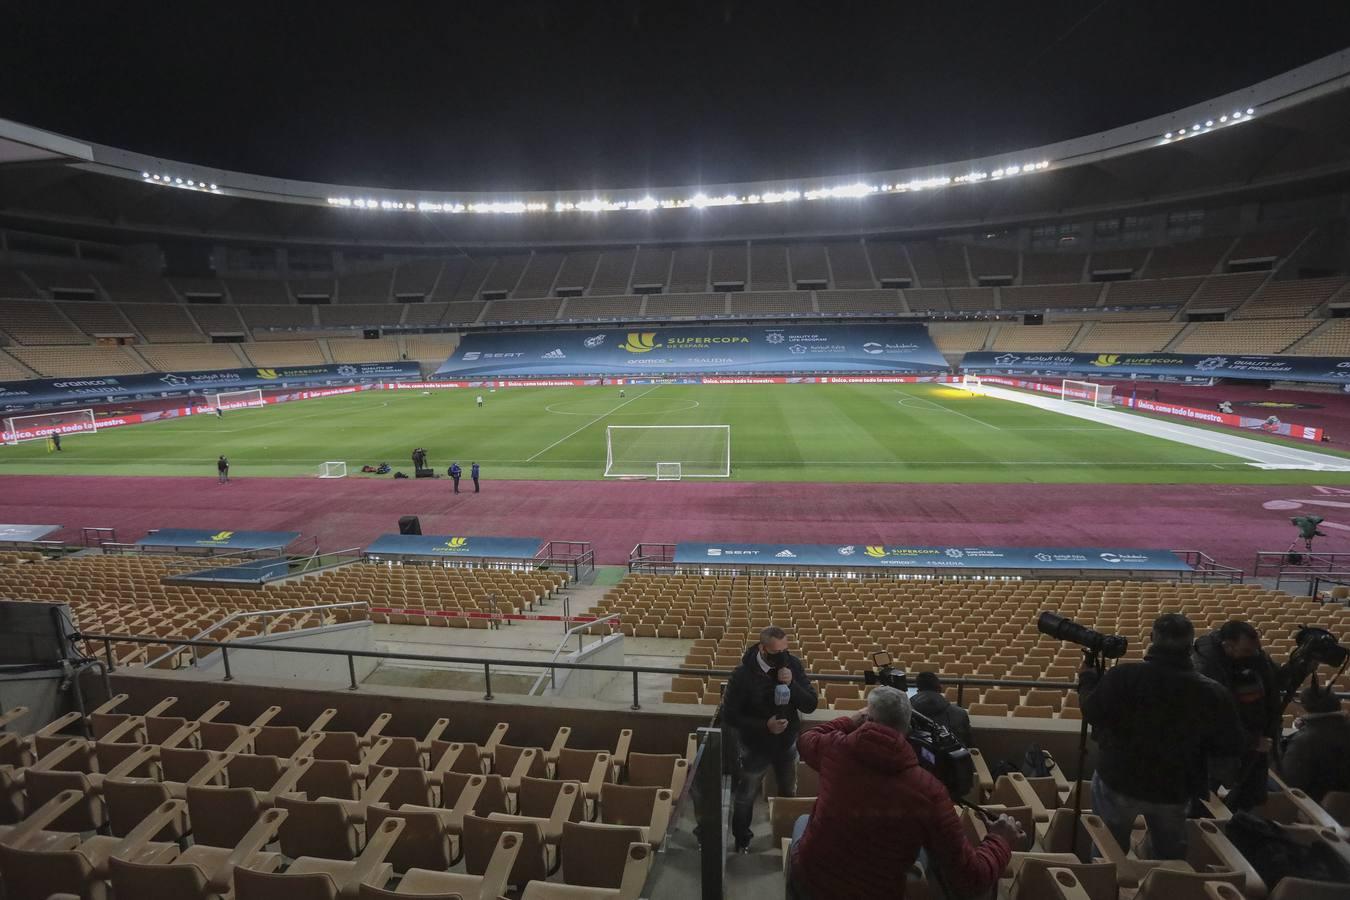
[0,699,685,898]
[0,556,569,668]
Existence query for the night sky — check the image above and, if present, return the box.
[2,1,1348,192]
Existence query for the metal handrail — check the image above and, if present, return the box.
[292,546,364,576]
[531,612,622,695]
[88,630,1097,708]
[141,601,371,669]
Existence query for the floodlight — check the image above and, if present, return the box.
[1220,115,1227,122]
[1164,132,1173,139]
[1246,107,1254,114]
[1233,111,1242,118]
[141,172,149,178]
[1205,120,1213,127]
[175,178,183,183]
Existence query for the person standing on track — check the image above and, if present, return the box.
[217,455,229,484]
[471,461,480,493]
[51,432,62,452]
[476,395,484,408]
[449,461,462,493]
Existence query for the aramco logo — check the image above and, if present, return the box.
[443,537,468,551]
[619,332,660,353]
[256,368,279,379]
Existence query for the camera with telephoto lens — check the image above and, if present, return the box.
[862,653,975,800]
[1292,626,1347,669]
[1037,612,1128,663]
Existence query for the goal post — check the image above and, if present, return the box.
[959,373,986,393]
[209,388,265,410]
[604,425,731,479]
[317,461,347,479]
[1060,379,1113,408]
[2,408,97,445]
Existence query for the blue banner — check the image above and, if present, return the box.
[364,534,544,559]
[673,542,1191,572]
[435,324,946,377]
[962,351,1350,384]
[0,524,61,543]
[0,361,421,412]
[175,558,291,584]
[136,529,302,551]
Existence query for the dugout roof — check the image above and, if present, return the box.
[1,50,1350,248]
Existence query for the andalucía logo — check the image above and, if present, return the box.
[620,333,660,353]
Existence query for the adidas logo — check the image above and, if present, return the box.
[775,549,797,558]
[542,348,566,359]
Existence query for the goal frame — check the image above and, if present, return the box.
[209,388,265,411]
[959,373,986,393]
[317,461,348,479]
[603,425,731,479]
[1060,379,1112,408]
[655,463,682,481]
[2,408,97,445]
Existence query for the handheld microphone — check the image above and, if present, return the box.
[775,682,791,707]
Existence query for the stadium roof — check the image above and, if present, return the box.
[2,49,1350,249]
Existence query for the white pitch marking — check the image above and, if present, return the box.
[526,387,660,461]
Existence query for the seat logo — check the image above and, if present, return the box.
[620,333,660,353]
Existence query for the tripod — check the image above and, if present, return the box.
[1070,649,1107,862]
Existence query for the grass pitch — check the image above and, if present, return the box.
[2,383,1347,484]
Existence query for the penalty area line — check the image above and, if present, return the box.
[526,386,660,462]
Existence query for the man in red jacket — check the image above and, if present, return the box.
[790,685,1019,899]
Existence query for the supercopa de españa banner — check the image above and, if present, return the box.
[961,351,1350,384]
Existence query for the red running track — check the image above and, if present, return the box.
[5,474,1350,572]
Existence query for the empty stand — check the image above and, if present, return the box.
[121,303,205,342]
[442,302,486,325]
[643,293,726,318]
[8,346,148,377]
[927,322,990,353]
[336,269,393,303]
[1022,252,1087,284]
[1100,277,1202,308]
[1172,319,1316,355]
[429,257,470,301]
[1182,272,1268,312]
[242,341,327,367]
[966,245,1018,283]
[225,279,292,305]
[453,258,496,301]
[824,242,875,289]
[1289,319,1350,356]
[478,255,530,298]
[0,350,35,380]
[786,244,829,287]
[553,251,600,296]
[560,296,642,320]
[403,334,460,361]
[1140,237,1232,278]
[814,290,904,315]
[399,302,449,327]
[240,307,315,332]
[136,344,245,372]
[941,287,996,312]
[187,305,247,336]
[728,292,812,317]
[1226,228,1308,264]
[56,302,135,337]
[1074,322,1184,353]
[286,278,334,302]
[1002,284,1102,310]
[92,269,178,303]
[1089,247,1149,277]
[669,247,710,293]
[629,248,672,292]
[866,241,915,287]
[990,324,1082,352]
[327,339,401,364]
[24,267,99,296]
[1235,276,1348,319]
[513,254,565,299]
[0,300,87,345]
[391,259,444,299]
[318,306,404,328]
[590,249,637,296]
[747,245,789,291]
[0,267,36,299]
[483,298,564,323]
[707,246,747,290]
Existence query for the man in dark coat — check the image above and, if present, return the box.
[1279,679,1350,803]
[910,671,972,746]
[1080,613,1246,858]
[1193,620,1283,810]
[721,625,818,852]
[216,455,229,484]
[471,462,480,493]
[449,462,461,493]
[790,686,1018,899]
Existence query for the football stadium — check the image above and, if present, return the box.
[3,7,1350,898]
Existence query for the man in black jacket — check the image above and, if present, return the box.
[1080,613,1246,859]
[722,625,818,853]
[910,671,973,746]
[1193,620,1283,811]
[1279,679,1350,803]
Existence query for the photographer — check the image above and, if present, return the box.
[789,686,1018,899]
[1193,620,1283,810]
[911,671,973,747]
[722,625,817,853]
[1278,679,1350,804]
[1079,613,1246,859]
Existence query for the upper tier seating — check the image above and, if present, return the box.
[24,267,99,296]
[1075,322,1184,353]
[1140,237,1233,278]
[391,258,443,298]
[863,241,915,287]
[428,256,471,300]
[317,305,404,328]
[1172,320,1317,355]
[286,278,334,301]
[478,255,531,297]
[1001,284,1102,310]
[1181,273,1268,312]
[241,341,327,367]
[224,279,291,305]
[823,242,875,289]
[644,293,726,318]
[135,344,245,372]
[92,269,178,303]
[965,245,1018,283]
[590,249,637,296]
[629,248,671,291]
[560,296,642,320]
[1235,276,1349,319]
[814,290,905,315]
[1022,252,1087,284]
[989,324,1082,352]
[728,292,812,316]
[747,245,788,291]
[1100,277,1202,307]
[56,302,135,336]
[1088,247,1150,276]
[787,244,829,287]
[8,346,149,378]
[0,267,35,299]
[187,305,247,334]
[927,322,990,353]
[669,247,710,293]
[399,301,449,326]
[512,253,565,299]
[404,334,460,361]
[240,307,314,331]
[168,276,228,299]
[1290,320,1350,356]
[0,300,88,345]
[482,298,565,323]
[708,245,747,289]
[335,269,393,303]
[452,257,495,301]
[120,303,205,342]
[327,339,401,363]
[553,250,600,295]
[442,302,486,325]
[0,350,34,380]
[904,242,944,286]
[1226,228,1308,263]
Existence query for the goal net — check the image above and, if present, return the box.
[318,461,348,479]
[209,389,265,410]
[959,373,986,393]
[604,425,731,478]
[3,408,97,445]
[1061,379,1114,408]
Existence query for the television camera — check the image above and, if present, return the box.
[863,652,975,800]
[1036,611,1128,672]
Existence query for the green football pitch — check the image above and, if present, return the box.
[2,383,1348,484]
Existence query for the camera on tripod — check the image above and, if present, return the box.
[1037,612,1128,669]
[861,652,975,800]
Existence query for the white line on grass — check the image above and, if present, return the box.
[525,387,660,461]
[896,392,1002,431]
